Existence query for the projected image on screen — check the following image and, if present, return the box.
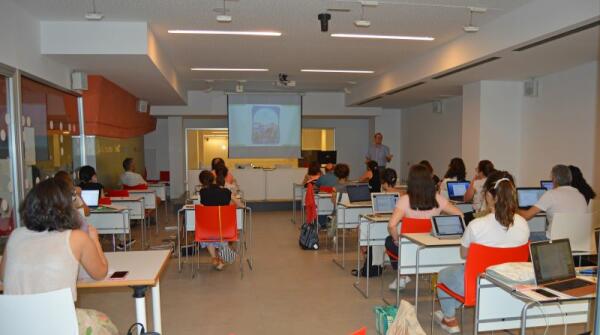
[252,106,280,145]
[228,94,301,158]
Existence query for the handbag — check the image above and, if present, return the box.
[299,222,319,250]
[219,243,237,264]
[127,323,160,335]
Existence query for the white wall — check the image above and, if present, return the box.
[0,0,71,87]
[519,61,598,186]
[144,118,169,180]
[400,97,463,180]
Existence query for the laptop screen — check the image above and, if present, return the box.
[540,180,554,191]
[531,239,576,285]
[371,193,399,214]
[81,190,100,207]
[516,188,546,208]
[447,181,470,198]
[346,184,371,203]
[432,215,465,236]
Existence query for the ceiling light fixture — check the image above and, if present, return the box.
[168,30,282,36]
[331,33,434,41]
[463,7,485,33]
[191,68,269,72]
[301,69,374,74]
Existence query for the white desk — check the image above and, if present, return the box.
[110,196,147,248]
[87,206,130,251]
[148,183,168,220]
[291,183,305,224]
[354,214,389,298]
[476,272,594,334]
[333,201,373,269]
[127,189,159,233]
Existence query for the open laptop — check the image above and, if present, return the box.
[346,184,372,205]
[431,215,465,239]
[516,187,546,209]
[366,192,399,221]
[81,189,100,209]
[530,239,596,297]
[447,181,471,202]
[540,180,554,191]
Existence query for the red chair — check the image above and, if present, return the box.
[122,184,148,190]
[193,204,241,277]
[385,218,432,261]
[319,186,334,193]
[431,242,530,332]
[107,190,129,198]
[159,171,170,183]
[350,327,366,335]
[98,197,112,206]
[146,179,160,184]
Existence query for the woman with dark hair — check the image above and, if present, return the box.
[359,160,381,192]
[55,170,90,218]
[434,171,529,333]
[419,160,440,185]
[439,157,466,198]
[302,161,322,185]
[210,157,238,193]
[0,179,118,334]
[569,165,596,204]
[464,160,495,212]
[385,165,462,290]
[78,165,104,196]
[381,168,404,194]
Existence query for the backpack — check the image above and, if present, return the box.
[299,222,319,250]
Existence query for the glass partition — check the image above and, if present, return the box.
[0,76,14,235]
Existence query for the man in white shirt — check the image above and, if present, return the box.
[520,164,587,240]
[119,158,147,187]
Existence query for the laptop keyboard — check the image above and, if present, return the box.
[545,278,594,292]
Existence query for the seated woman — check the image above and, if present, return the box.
[55,170,90,218]
[463,160,495,213]
[78,165,105,196]
[381,168,405,195]
[211,157,239,194]
[420,160,440,185]
[0,178,118,335]
[569,165,596,205]
[302,161,322,185]
[434,171,529,334]
[439,157,467,198]
[385,164,462,290]
[359,160,381,192]
[199,166,241,271]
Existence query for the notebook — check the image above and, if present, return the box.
[81,189,100,209]
[446,181,471,202]
[367,193,399,221]
[431,215,465,239]
[516,187,546,209]
[540,180,554,191]
[346,184,371,204]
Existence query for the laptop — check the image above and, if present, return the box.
[431,215,465,239]
[530,239,596,297]
[346,184,372,205]
[367,192,399,221]
[516,187,546,209]
[540,180,554,191]
[81,189,100,209]
[446,181,471,202]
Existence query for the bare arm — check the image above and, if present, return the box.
[519,206,541,221]
[460,246,468,259]
[387,206,405,242]
[71,227,108,280]
[442,202,464,217]
[358,171,372,183]
[463,180,476,203]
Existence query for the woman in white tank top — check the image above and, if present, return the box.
[0,178,118,335]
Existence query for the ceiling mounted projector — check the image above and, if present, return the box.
[463,25,479,33]
[354,20,371,27]
[216,15,232,22]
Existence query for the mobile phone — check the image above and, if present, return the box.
[533,288,558,298]
[110,271,129,279]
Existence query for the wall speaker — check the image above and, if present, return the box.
[524,78,538,97]
[137,100,149,113]
[432,101,443,114]
[71,71,88,90]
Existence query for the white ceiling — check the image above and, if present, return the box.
[16,0,533,97]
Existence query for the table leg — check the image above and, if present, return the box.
[132,286,148,334]
[414,246,423,312]
[155,205,159,233]
[333,206,344,269]
[520,302,535,334]
[177,210,182,272]
[151,281,162,333]
[292,185,296,224]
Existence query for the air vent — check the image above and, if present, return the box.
[385,81,426,96]
[514,20,600,52]
[357,95,383,106]
[432,57,501,80]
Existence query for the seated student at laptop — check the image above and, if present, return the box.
[519,165,588,241]
[78,165,105,197]
[463,160,495,213]
[569,165,596,205]
[359,160,381,192]
[302,161,322,185]
[120,158,147,187]
[331,164,351,205]
[420,160,440,186]
[316,163,337,188]
[55,171,90,218]
[439,158,466,198]
[434,171,530,334]
[385,164,462,290]
[381,168,405,195]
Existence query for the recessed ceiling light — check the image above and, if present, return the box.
[301,69,374,74]
[191,68,269,72]
[331,33,434,41]
[168,30,282,37]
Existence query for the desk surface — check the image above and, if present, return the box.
[127,189,156,194]
[340,201,372,208]
[402,233,462,246]
[90,205,127,214]
[110,196,144,202]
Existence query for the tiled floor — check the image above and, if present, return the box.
[78,209,591,335]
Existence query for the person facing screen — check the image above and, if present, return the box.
[464,160,495,212]
[303,161,322,185]
[420,160,441,186]
[439,158,466,197]
[569,165,596,205]
[359,160,381,193]
[120,157,147,187]
[316,163,337,188]
[211,157,239,194]
[381,168,404,194]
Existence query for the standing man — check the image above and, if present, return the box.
[366,132,393,169]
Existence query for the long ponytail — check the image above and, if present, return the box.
[483,171,517,229]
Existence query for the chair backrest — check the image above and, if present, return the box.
[350,327,367,335]
[0,209,15,237]
[107,189,129,197]
[320,186,334,193]
[194,204,238,242]
[98,197,112,206]
[159,171,170,182]
[549,212,595,254]
[463,242,530,306]
[122,184,148,190]
[400,217,432,234]
[0,288,78,334]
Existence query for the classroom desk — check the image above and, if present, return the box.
[475,272,594,334]
[127,189,159,233]
[148,183,168,220]
[110,196,147,248]
[87,206,130,251]
[353,214,389,298]
[333,201,372,269]
[291,183,305,224]
[0,250,170,334]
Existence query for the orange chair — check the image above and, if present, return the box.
[98,197,112,206]
[107,190,129,198]
[122,184,148,190]
[350,327,366,335]
[193,204,241,277]
[319,186,334,193]
[431,242,530,332]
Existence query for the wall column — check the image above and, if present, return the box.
[167,116,184,198]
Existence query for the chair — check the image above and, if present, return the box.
[431,242,530,333]
[159,171,170,183]
[107,189,129,197]
[350,327,366,335]
[98,197,112,206]
[385,218,432,261]
[320,186,334,193]
[549,212,595,254]
[193,204,242,277]
[122,184,148,190]
[0,288,78,334]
